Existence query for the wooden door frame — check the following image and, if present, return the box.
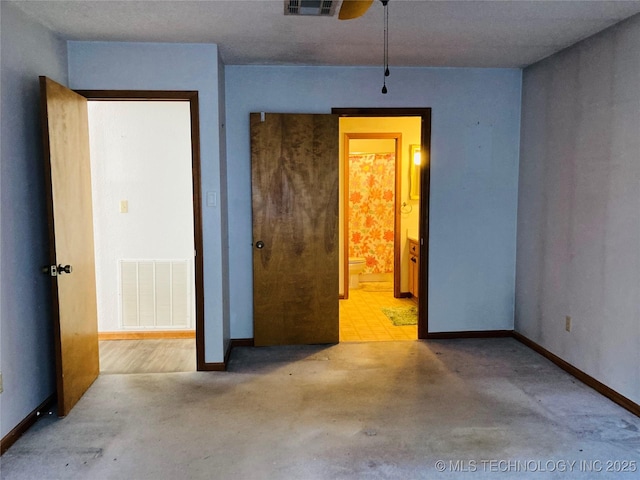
[333,108,431,340]
[342,132,403,300]
[75,89,206,370]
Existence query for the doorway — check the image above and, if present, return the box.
[247,109,431,345]
[334,108,431,340]
[338,122,418,342]
[78,90,205,372]
[342,133,402,300]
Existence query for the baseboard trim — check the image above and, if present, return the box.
[198,361,227,372]
[197,338,231,371]
[1,393,56,455]
[223,338,233,367]
[512,331,640,417]
[426,330,513,339]
[196,338,255,372]
[98,330,195,340]
[341,292,411,300]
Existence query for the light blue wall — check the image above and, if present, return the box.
[68,42,228,363]
[217,54,231,351]
[0,2,68,438]
[516,15,640,404]
[225,66,522,336]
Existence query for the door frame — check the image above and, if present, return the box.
[342,132,403,300]
[333,108,431,340]
[75,89,206,370]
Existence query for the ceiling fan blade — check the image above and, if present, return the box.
[338,0,374,20]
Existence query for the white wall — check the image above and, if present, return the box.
[88,102,195,332]
[68,42,227,362]
[225,65,522,337]
[0,2,68,438]
[516,14,640,404]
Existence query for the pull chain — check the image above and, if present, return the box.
[381,0,390,94]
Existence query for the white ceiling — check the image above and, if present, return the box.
[9,0,640,68]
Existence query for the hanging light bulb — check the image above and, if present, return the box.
[381,0,390,94]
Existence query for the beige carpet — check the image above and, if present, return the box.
[3,339,639,479]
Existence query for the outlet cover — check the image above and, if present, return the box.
[565,315,571,332]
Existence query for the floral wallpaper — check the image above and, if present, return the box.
[348,152,395,274]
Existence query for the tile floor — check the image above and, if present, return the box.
[339,282,417,342]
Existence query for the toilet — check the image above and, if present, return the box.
[348,257,366,289]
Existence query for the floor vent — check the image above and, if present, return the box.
[119,260,192,329]
[284,0,337,16]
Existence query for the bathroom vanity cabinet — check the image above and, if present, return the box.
[408,238,420,300]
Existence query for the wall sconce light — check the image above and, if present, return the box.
[410,144,421,200]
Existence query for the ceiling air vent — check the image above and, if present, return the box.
[284,0,337,17]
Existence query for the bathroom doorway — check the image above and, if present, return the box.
[343,133,402,299]
[337,115,423,342]
[334,108,431,340]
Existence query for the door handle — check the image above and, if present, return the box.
[57,264,73,274]
[41,264,72,276]
[255,241,265,249]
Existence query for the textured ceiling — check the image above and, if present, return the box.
[8,0,640,68]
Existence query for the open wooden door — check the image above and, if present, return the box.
[251,113,339,346]
[40,77,99,416]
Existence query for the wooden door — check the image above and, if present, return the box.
[40,77,100,416]
[251,113,339,346]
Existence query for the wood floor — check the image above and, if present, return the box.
[100,284,413,374]
[99,339,196,374]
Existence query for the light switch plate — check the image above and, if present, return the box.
[120,200,128,213]
[206,192,217,207]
